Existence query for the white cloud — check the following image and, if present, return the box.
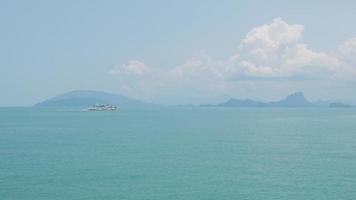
[109,18,356,103]
[228,18,345,79]
[239,18,304,63]
[339,37,356,66]
[167,51,224,80]
[110,60,149,76]
[339,37,356,56]
[111,18,353,80]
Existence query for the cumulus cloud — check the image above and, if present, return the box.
[339,37,356,65]
[225,18,346,79]
[110,60,149,76]
[167,51,224,80]
[111,18,356,80]
[109,18,356,102]
[339,37,356,56]
[239,18,304,62]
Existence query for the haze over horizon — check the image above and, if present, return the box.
[2,1,356,106]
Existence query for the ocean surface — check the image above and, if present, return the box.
[1,107,356,199]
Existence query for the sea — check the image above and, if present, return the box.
[1,107,356,199]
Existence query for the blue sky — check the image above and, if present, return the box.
[1,0,356,106]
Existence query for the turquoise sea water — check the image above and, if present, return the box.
[1,107,356,199]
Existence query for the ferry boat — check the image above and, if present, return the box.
[87,104,117,111]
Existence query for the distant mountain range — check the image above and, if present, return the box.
[202,92,352,107]
[34,90,150,108]
[34,90,353,108]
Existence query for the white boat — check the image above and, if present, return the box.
[87,104,117,111]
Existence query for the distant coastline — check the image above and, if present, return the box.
[33,90,353,109]
[34,90,152,108]
[201,92,353,108]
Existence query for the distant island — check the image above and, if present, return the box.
[202,92,353,108]
[34,90,150,108]
[35,90,353,108]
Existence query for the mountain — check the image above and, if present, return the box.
[34,90,149,107]
[268,92,313,107]
[207,92,314,107]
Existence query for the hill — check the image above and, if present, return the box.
[208,92,314,107]
[34,90,149,107]
[268,92,313,107]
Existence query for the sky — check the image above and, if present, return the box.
[1,0,356,106]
